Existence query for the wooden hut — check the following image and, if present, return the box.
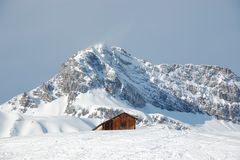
[93,112,137,131]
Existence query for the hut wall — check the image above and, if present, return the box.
[112,114,135,130]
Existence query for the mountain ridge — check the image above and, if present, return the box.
[1,44,240,123]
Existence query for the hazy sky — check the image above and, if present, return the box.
[0,0,240,103]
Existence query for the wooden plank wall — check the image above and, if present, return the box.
[112,114,135,130]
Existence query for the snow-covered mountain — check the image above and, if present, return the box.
[0,44,240,137]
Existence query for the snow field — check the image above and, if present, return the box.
[0,126,240,160]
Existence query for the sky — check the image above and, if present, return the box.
[0,0,240,103]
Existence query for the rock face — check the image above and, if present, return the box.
[144,64,240,122]
[1,44,240,123]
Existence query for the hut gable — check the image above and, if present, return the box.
[93,112,136,131]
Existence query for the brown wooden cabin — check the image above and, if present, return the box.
[92,112,137,131]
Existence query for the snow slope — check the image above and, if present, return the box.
[0,126,239,160]
[0,88,216,138]
[0,84,239,138]
[0,89,191,138]
[0,111,99,138]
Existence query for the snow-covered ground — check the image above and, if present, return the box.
[0,111,100,138]
[0,125,240,160]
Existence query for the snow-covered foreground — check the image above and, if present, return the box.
[0,126,240,160]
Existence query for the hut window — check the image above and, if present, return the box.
[120,122,127,129]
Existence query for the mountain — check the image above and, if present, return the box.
[0,44,240,128]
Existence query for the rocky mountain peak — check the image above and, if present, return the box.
[1,45,240,123]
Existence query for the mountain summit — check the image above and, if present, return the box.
[1,44,240,123]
